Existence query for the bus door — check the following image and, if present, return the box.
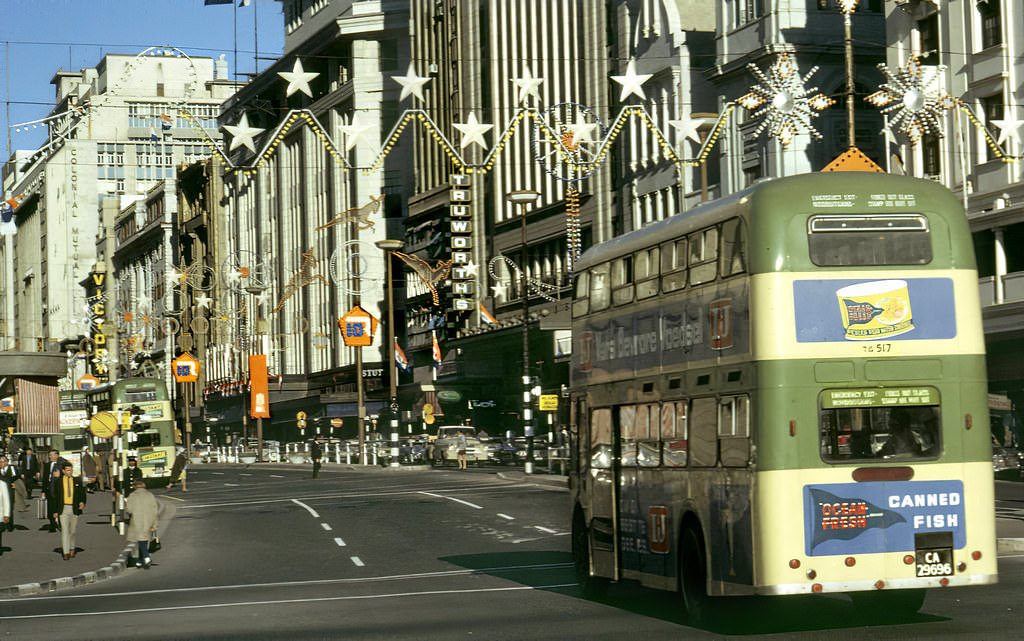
[587,407,619,579]
[618,403,663,576]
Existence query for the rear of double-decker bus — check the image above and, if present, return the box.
[751,172,997,613]
[111,378,176,482]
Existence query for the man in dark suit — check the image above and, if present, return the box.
[0,455,18,531]
[43,450,69,532]
[53,463,86,560]
[120,456,144,497]
[17,447,40,498]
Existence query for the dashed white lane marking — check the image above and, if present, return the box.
[534,526,557,534]
[497,513,514,520]
[224,483,240,487]
[321,523,332,531]
[418,491,482,509]
[240,473,253,476]
[211,472,224,475]
[334,537,346,547]
[270,475,284,478]
[350,556,365,567]
[291,499,320,518]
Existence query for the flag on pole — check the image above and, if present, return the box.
[395,338,410,372]
[431,330,441,369]
[149,126,159,142]
[478,300,499,325]
[160,113,173,131]
[0,204,16,236]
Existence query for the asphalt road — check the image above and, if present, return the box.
[1,464,1022,641]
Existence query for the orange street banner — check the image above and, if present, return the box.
[249,354,270,419]
[172,353,200,382]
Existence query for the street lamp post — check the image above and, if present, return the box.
[506,190,541,474]
[375,239,404,468]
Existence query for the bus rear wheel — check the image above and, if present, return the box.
[572,508,608,599]
[850,588,926,617]
[679,526,710,624]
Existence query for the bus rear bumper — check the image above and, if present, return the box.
[758,573,998,596]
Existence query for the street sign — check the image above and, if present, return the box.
[172,353,200,382]
[338,305,379,347]
[539,394,559,411]
[88,411,120,439]
[76,374,100,390]
[331,418,343,428]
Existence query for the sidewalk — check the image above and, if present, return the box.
[0,490,148,597]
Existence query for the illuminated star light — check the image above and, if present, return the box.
[610,59,653,102]
[512,66,544,105]
[392,63,431,102]
[453,112,494,150]
[866,56,954,144]
[668,114,704,145]
[223,113,266,153]
[990,117,1024,148]
[738,53,835,148]
[339,112,375,152]
[194,293,213,310]
[278,58,319,98]
[564,111,600,147]
[165,267,185,290]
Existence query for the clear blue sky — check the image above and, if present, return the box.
[0,0,284,157]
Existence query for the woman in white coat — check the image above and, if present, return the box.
[124,479,159,569]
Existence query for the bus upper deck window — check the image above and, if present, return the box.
[660,238,686,293]
[636,247,660,299]
[590,263,611,311]
[808,214,932,266]
[611,256,634,306]
[720,218,747,277]
[689,227,718,285]
[572,271,590,317]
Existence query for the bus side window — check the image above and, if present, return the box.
[591,408,613,469]
[719,395,751,467]
[689,397,718,466]
[689,227,719,286]
[619,405,637,466]
[638,403,660,467]
[660,238,687,293]
[635,247,660,299]
[591,263,611,311]
[611,256,634,306]
[720,218,747,277]
[662,401,688,466]
[572,270,590,317]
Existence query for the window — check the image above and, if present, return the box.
[808,214,932,266]
[611,255,634,306]
[660,238,687,293]
[982,93,1003,162]
[689,397,718,467]
[635,246,659,299]
[572,270,590,317]
[619,405,637,466]
[637,404,660,467]
[661,401,688,467]
[978,0,1002,49]
[922,134,941,176]
[591,408,613,469]
[719,395,750,467]
[819,388,941,462]
[735,0,764,25]
[688,227,718,285]
[590,263,610,311]
[719,218,747,277]
[917,14,939,66]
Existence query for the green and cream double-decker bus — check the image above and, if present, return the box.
[569,172,997,621]
[88,378,176,482]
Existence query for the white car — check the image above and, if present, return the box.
[430,426,487,466]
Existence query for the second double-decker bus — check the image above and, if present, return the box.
[88,377,177,482]
[569,171,997,621]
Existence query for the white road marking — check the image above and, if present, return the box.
[497,513,514,520]
[224,483,240,487]
[270,475,284,478]
[334,537,346,547]
[320,523,332,531]
[418,491,482,509]
[211,472,225,475]
[291,499,320,518]
[350,556,365,567]
[534,526,558,534]
[240,473,253,476]
[0,584,578,620]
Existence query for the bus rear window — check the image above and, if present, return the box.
[819,387,941,462]
[808,214,932,266]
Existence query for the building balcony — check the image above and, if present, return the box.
[980,272,1024,308]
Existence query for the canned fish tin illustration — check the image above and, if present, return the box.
[835,279,913,340]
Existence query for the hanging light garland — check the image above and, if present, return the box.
[737,53,835,148]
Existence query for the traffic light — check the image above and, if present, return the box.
[129,405,146,431]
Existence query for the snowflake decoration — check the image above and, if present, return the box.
[737,53,834,148]
[866,56,954,144]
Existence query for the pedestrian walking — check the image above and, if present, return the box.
[54,463,86,560]
[96,448,109,491]
[81,446,98,492]
[0,477,10,555]
[120,456,144,497]
[44,450,69,532]
[0,455,17,531]
[104,449,117,491]
[167,448,188,492]
[17,447,39,498]
[310,436,323,479]
[456,430,468,470]
[125,478,159,569]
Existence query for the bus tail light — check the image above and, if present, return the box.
[874,580,885,590]
[903,555,915,565]
[789,420,796,437]
[971,550,982,560]
[844,557,856,567]
[812,583,823,593]
[965,413,973,430]
[806,569,817,579]
[940,577,950,587]
[789,559,800,569]
[957,562,967,572]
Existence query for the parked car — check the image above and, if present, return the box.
[480,437,517,465]
[430,425,488,466]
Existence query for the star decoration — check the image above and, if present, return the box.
[136,293,153,314]
[257,290,274,309]
[453,112,494,150]
[194,293,213,310]
[278,58,319,98]
[564,112,600,148]
[838,0,859,13]
[392,63,431,102]
[223,113,266,153]
[512,66,544,105]
[610,59,652,102]
[339,112,375,152]
[165,267,185,290]
[669,114,704,144]
[990,117,1024,147]
[490,281,509,299]
[866,56,954,144]
[738,53,835,147]
[455,262,479,278]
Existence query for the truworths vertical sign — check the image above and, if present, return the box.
[449,174,474,311]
